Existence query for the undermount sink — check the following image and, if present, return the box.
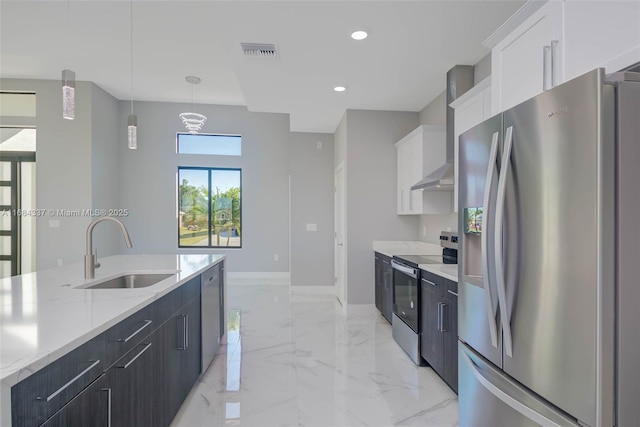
[83,273,175,289]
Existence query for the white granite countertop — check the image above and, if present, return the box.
[418,264,458,282]
[372,240,442,257]
[373,241,458,282]
[0,253,224,424]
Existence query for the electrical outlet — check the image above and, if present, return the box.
[49,219,60,228]
[306,223,317,231]
[274,254,279,261]
[317,141,323,149]
[422,226,427,236]
[57,259,63,267]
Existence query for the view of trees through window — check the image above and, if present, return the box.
[178,167,241,248]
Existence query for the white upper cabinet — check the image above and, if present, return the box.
[450,77,492,213]
[395,125,451,215]
[487,0,640,115]
[563,0,640,81]
[489,1,564,114]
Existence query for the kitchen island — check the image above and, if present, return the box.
[0,254,225,427]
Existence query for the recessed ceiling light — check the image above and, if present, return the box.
[333,86,347,92]
[351,30,368,41]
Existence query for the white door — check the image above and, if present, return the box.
[334,162,346,306]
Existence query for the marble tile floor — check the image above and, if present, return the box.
[171,283,458,427]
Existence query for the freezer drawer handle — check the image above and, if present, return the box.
[495,126,514,357]
[481,131,500,348]
[460,349,571,427]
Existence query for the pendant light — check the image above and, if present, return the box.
[62,0,75,120]
[179,76,207,134]
[127,0,137,149]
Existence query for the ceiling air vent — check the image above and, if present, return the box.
[240,42,279,59]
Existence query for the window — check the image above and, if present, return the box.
[178,167,242,248]
[177,133,241,156]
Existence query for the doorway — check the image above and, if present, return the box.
[334,161,346,306]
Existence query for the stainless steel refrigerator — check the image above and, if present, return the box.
[457,68,639,427]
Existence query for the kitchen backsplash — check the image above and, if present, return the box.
[419,213,458,244]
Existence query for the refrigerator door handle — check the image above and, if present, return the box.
[460,348,577,427]
[495,125,514,357]
[481,131,500,348]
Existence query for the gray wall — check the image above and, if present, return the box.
[334,113,347,167]
[419,90,446,126]
[416,54,492,244]
[116,101,291,273]
[344,110,420,304]
[474,53,492,82]
[289,132,334,286]
[0,78,97,269]
[91,84,122,257]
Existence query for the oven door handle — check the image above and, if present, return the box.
[391,260,417,279]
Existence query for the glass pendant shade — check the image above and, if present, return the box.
[128,114,137,149]
[62,69,75,120]
[179,112,207,134]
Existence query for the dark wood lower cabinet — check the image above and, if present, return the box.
[373,253,393,324]
[381,257,393,323]
[420,271,458,393]
[40,375,109,427]
[374,255,382,312]
[15,265,222,427]
[104,333,159,427]
[442,295,458,393]
[420,281,443,375]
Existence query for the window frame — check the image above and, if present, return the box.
[176,132,242,156]
[178,166,242,249]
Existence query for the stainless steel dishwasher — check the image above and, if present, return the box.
[201,262,222,372]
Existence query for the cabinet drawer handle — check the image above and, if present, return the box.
[117,343,152,369]
[101,388,112,427]
[118,319,152,343]
[440,303,448,332]
[178,315,188,350]
[447,290,458,297]
[38,359,101,402]
[184,314,189,349]
[422,278,436,286]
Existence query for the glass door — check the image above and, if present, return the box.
[0,130,36,278]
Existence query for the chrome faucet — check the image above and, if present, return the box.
[84,217,133,279]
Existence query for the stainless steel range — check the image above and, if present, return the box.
[391,232,458,365]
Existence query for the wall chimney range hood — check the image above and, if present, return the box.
[412,65,474,191]
[410,162,454,191]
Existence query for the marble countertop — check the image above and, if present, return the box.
[372,240,442,257]
[373,241,458,282]
[0,254,224,390]
[418,263,458,282]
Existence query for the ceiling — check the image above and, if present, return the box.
[0,1,524,133]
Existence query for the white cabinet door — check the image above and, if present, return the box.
[407,135,423,214]
[564,0,640,80]
[452,80,492,212]
[397,142,409,214]
[395,125,449,215]
[491,1,563,114]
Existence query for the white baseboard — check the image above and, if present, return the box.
[290,285,335,295]
[227,272,290,285]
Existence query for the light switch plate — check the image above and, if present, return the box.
[306,223,317,231]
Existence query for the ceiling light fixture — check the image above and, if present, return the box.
[351,30,368,41]
[333,86,347,92]
[127,0,137,149]
[62,0,75,120]
[179,76,207,134]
